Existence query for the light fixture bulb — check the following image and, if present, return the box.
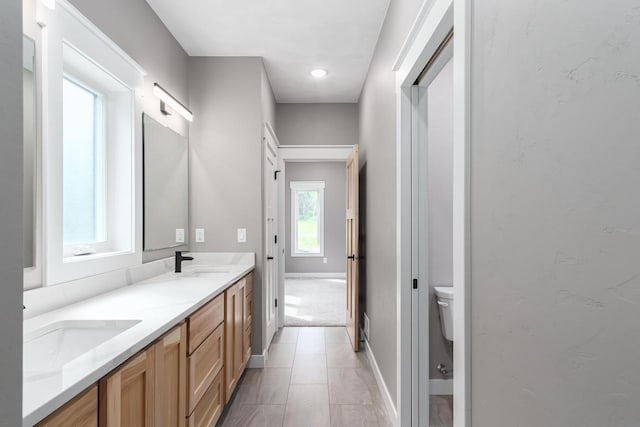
[310,69,328,78]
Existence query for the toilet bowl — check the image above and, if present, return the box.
[434,286,454,342]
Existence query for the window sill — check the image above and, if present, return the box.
[291,252,325,258]
[63,249,133,264]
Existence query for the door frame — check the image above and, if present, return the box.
[393,0,471,426]
[276,145,354,330]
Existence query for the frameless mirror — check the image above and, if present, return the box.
[23,35,36,268]
[143,114,189,251]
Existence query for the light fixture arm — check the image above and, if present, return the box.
[153,82,193,122]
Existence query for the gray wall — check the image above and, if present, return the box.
[471,1,640,425]
[67,0,190,263]
[188,57,275,355]
[0,0,23,424]
[276,103,358,146]
[285,162,346,274]
[358,0,423,405]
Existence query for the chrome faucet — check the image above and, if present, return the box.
[175,251,194,273]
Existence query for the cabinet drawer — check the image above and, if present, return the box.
[37,385,97,427]
[187,323,224,414]
[187,293,224,354]
[186,370,223,427]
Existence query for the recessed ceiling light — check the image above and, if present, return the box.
[310,69,328,78]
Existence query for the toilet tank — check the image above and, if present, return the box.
[434,286,454,341]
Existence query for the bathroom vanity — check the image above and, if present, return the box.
[23,255,255,426]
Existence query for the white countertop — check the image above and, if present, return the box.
[22,256,254,426]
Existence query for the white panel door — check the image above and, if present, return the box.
[264,128,279,348]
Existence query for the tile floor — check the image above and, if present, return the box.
[284,279,346,326]
[218,326,392,427]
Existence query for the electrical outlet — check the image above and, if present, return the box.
[323,257,328,264]
[175,228,185,243]
[195,228,205,243]
[237,228,247,243]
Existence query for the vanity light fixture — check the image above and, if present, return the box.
[310,68,328,78]
[153,83,193,122]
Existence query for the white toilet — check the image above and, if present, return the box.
[434,286,454,342]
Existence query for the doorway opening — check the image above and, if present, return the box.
[284,162,347,327]
[394,0,470,425]
[269,144,360,352]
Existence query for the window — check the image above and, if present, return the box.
[290,181,325,257]
[62,77,106,249]
[59,42,134,259]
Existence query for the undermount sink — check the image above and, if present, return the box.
[24,319,141,381]
[182,265,248,275]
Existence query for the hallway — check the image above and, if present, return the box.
[219,327,391,426]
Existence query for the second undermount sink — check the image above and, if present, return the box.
[24,319,141,381]
[182,265,249,276]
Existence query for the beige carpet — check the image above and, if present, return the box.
[284,278,346,326]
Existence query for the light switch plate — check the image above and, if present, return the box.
[323,257,328,264]
[175,228,185,243]
[195,228,205,243]
[237,228,247,243]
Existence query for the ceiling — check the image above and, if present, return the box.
[145,0,391,103]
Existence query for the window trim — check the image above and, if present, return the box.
[290,181,325,257]
[42,0,146,286]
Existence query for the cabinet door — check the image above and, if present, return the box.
[236,277,247,375]
[100,347,155,427]
[224,282,239,402]
[155,324,186,427]
[37,385,98,427]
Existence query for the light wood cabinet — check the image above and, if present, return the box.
[37,385,98,427]
[154,324,186,427]
[224,273,253,402]
[224,281,240,401]
[187,323,224,413]
[187,293,224,354]
[39,270,254,427]
[99,346,155,427]
[186,370,224,427]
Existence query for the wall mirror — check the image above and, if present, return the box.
[23,35,37,269]
[143,114,189,251]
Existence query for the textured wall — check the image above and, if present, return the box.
[285,162,346,274]
[470,1,640,425]
[0,0,24,424]
[358,0,423,405]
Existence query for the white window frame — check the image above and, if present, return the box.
[42,0,146,285]
[290,181,325,257]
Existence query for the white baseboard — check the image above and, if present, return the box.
[247,348,268,368]
[429,378,453,395]
[284,272,346,279]
[364,338,398,426]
